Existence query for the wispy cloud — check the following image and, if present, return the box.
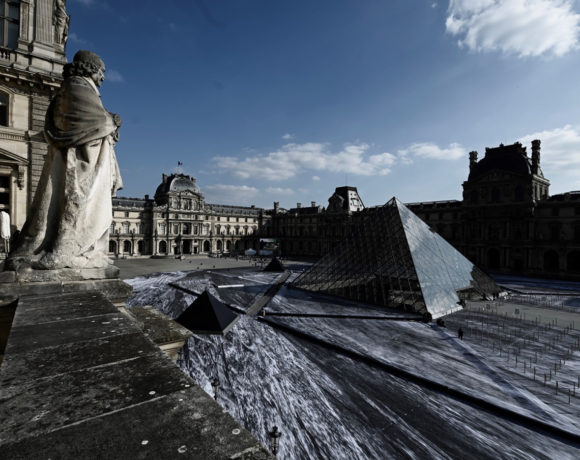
[265,187,294,195]
[106,69,124,83]
[519,124,580,171]
[282,133,294,140]
[72,0,97,6]
[68,32,87,45]
[203,184,259,205]
[312,175,320,181]
[397,142,465,163]
[446,0,580,57]
[213,142,396,180]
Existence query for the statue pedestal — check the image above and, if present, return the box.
[0,266,132,305]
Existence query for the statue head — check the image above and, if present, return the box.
[63,50,106,86]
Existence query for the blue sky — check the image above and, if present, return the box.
[67,0,580,208]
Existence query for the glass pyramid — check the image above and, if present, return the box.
[291,198,500,319]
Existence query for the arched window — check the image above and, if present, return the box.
[216,240,222,251]
[487,248,500,270]
[544,250,559,272]
[470,190,479,204]
[137,240,144,253]
[108,240,117,253]
[567,251,580,273]
[203,240,210,252]
[159,240,167,254]
[109,222,115,235]
[122,222,129,234]
[0,1,19,49]
[123,240,131,253]
[549,222,561,242]
[0,92,8,126]
[159,222,166,235]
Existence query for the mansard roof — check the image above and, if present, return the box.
[468,142,542,181]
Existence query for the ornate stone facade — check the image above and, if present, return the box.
[0,0,66,243]
[109,173,265,257]
[408,141,579,279]
[266,141,580,280]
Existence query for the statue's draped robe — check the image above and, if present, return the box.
[11,76,122,269]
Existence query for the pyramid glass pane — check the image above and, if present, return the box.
[292,198,500,319]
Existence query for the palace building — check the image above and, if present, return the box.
[0,0,67,234]
[109,173,265,257]
[262,140,580,280]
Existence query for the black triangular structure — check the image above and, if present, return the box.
[264,257,285,272]
[176,289,239,335]
[291,198,500,320]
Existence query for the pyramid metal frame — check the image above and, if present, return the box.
[291,198,500,319]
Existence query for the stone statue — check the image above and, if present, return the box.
[54,0,70,45]
[7,50,122,273]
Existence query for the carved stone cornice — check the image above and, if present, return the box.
[0,67,61,95]
[0,129,27,142]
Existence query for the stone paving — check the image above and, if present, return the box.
[0,290,273,459]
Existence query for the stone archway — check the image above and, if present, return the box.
[544,250,559,272]
[123,240,132,254]
[109,240,117,254]
[203,240,210,252]
[487,248,500,270]
[183,240,192,254]
[567,251,580,272]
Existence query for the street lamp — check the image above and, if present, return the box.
[268,426,282,455]
[211,378,220,400]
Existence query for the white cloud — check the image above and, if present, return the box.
[265,187,294,195]
[106,69,124,83]
[203,184,259,205]
[68,32,87,44]
[432,2,438,8]
[73,0,96,5]
[213,142,396,180]
[446,0,580,57]
[397,142,465,162]
[282,133,294,140]
[312,175,320,181]
[519,124,580,171]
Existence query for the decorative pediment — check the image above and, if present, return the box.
[0,148,29,166]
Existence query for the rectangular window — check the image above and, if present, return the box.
[0,1,19,49]
[0,92,7,126]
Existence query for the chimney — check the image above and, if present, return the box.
[469,151,478,170]
[311,201,316,207]
[162,173,167,183]
[532,139,541,175]
[273,202,279,211]
[296,203,302,208]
